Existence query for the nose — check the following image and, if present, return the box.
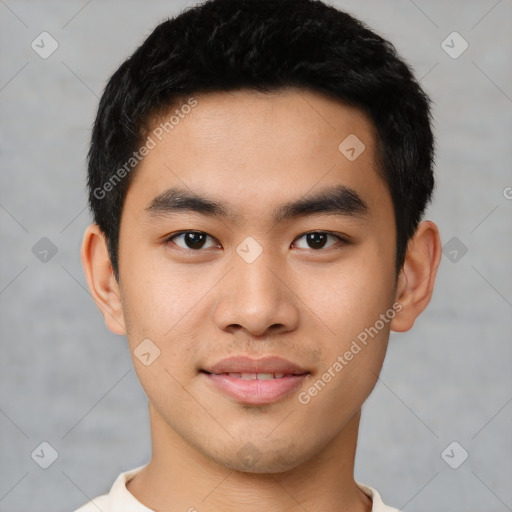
[212,249,300,337]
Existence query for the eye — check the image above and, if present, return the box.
[293,231,346,250]
[167,231,219,250]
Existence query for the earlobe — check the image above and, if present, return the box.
[80,224,127,335]
[390,220,442,332]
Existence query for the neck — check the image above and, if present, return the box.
[127,404,371,512]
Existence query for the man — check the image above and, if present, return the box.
[77,0,442,510]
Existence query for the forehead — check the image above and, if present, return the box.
[123,88,391,224]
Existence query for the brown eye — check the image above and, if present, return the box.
[293,232,345,250]
[168,231,218,250]
[306,232,328,249]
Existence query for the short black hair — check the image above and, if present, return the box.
[87,0,435,281]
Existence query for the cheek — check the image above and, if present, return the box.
[295,251,395,339]
[122,269,205,405]
[120,246,205,337]
[119,259,215,383]
[294,257,394,420]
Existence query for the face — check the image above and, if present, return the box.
[115,88,400,472]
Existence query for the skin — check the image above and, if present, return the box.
[81,88,441,512]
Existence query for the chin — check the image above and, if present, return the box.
[208,439,310,474]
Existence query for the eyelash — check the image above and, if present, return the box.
[165,230,349,251]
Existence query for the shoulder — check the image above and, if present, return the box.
[70,464,148,512]
[357,482,400,512]
[72,494,109,512]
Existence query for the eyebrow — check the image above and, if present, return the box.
[144,184,370,223]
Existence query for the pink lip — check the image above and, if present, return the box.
[201,356,310,405]
[204,355,309,375]
[203,373,308,405]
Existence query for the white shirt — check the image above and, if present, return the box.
[73,464,400,512]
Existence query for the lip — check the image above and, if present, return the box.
[203,355,309,375]
[201,356,310,405]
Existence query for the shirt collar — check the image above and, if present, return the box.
[107,464,399,512]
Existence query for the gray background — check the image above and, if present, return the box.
[1,0,511,511]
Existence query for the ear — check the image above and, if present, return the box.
[391,220,442,332]
[80,224,127,335]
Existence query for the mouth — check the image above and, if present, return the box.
[200,356,310,405]
[201,371,300,379]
